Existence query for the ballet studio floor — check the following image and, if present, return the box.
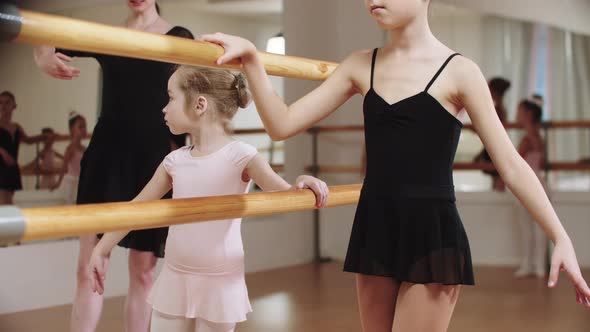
[1,262,589,331]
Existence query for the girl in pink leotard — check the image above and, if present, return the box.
[88,66,329,332]
[51,112,87,205]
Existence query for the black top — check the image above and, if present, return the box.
[0,126,23,190]
[363,49,463,198]
[0,126,21,159]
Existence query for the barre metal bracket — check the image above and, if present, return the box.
[0,205,25,245]
[0,3,22,43]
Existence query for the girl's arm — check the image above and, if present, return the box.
[89,163,172,294]
[19,125,46,144]
[456,57,590,307]
[50,144,74,191]
[245,154,328,208]
[201,33,361,141]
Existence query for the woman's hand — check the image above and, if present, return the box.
[34,46,80,80]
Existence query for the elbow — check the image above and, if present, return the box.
[267,127,292,142]
[269,131,287,142]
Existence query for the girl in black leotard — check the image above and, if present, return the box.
[34,1,193,331]
[201,0,590,330]
[0,91,46,205]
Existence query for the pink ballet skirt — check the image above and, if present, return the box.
[148,260,252,322]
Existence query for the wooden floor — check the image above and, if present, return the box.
[2,262,589,331]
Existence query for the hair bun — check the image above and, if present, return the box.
[68,110,80,120]
[234,73,251,108]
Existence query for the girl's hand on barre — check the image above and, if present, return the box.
[293,175,329,208]
[200,33,257,66]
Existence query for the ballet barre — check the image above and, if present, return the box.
[463,120,590,131]
[0,184,360,245]
[0,4,337,81]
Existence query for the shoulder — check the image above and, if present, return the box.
[166,146,190,161]
[230,141,258,155]
[14,123,24,136]
[334,49,376,90]
[444,56,489,104]
[225,141,258,166]
[447,56,485,86]
[341,49,375,70]
[65,143,76,154]
[163,146,189,173]
[168,26,194,39]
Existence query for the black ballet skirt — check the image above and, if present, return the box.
[58,26,193,257]
[0,127,22,191]
[343,49,474,285]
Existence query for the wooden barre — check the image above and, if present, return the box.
[0,184,361,244]
[463,121,590,131]
[304,123,590,133]
[22,121,590,144]
[23,128,265,145]
[0,4,337,81]
[547,162,590,171]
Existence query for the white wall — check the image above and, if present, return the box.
[438,0,590,37]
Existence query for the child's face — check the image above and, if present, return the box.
[71,118,88,139]
[163,72,194,135]
[0,95,15,116]
[364,0,427,29]
[43,133,55,146]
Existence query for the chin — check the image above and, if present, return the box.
[372,14,411,30]
[372,18,396,30]
[168,127,184,135]
[127,1,148,13]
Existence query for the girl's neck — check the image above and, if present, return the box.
[125,7,160,30]
[524,123,541,135]
[386,13,438,54]
[189,123,232,155]
[0,114,12,125]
